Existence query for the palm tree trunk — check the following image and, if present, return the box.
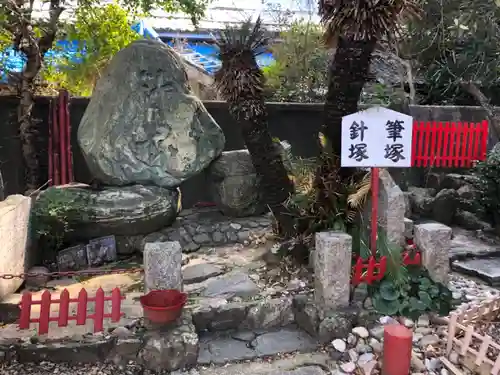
[230,102,295,237]
[323,37,377,165]
[315,37,377,222]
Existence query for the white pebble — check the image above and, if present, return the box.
[420,334,440,347]
[379,316,399,325]
[358,352,375,365]
[340,362,356,373]
[403,318,415,328]
[352,326,369,338]
[332,339,347,352]
[417,315,430,327]
[348,348,358,362]
[347,333,357,346]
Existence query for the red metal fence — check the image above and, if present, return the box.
[19,287,124,334]
[411,120,488,168]
[351,251,422,286]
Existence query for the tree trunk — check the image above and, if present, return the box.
[7,0,62,191]
[0,168,4,201]
[230,102,295,237]
[18,70,39,191]
[322,37,377,165]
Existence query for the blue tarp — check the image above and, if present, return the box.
[0,20,275,81]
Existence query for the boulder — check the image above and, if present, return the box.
[407,187,435,217]
[33,185,179,242]
[208,149,265,217]
[457,184,481,213]
[78,39,225,188]
[208,141,291,217]
[432,188,458,225]
[455,210,491,231]
[0,195,32,300]
[441,173,469,190]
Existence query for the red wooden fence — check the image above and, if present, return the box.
[351,251,422,286]
[411,120,488,168]
[19,287,124,335]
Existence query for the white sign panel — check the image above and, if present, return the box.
[341,107,413,168]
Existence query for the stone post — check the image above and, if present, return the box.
[144,241,183,292]
[0,195,32,300]
[414,223,452,284]
[364,169,406,246]
[313,231,352,319]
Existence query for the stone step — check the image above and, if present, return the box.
[197,326,319,365]
[452,257,500,286]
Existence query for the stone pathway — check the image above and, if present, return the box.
[447,226,500,285]
[449,227,500,260]
[198,326,318,365]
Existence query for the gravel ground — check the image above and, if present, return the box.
[0,361,149,375]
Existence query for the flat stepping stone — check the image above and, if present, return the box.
[183,264,224,284]
[198,327,318,365]
[452,257,500,285]
[201,271,259,299]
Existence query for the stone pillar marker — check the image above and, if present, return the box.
[414,222,452,284]
[0,195,32,300]
[144,241,183,292]
[364,169,406,246]
[313,231,352,319]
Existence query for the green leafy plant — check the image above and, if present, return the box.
[263,21,329,103]
[472,145,500,234]
[368,266,454,320]
[355,229,454,319]
[31,189,89,262]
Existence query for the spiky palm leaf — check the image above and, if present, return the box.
[318,0,420,45]
[214,17,268,121]
[347,171,371,209]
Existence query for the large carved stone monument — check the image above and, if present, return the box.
[78,39,225,188]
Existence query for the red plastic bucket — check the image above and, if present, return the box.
[139,289,188,324]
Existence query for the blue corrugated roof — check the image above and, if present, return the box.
[0,20,275,82]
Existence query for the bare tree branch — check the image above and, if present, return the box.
[461,80,500,144]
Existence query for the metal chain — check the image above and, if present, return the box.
[0,267,144,280]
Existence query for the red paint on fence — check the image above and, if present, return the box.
[351,251,421,286]
[402,250,421,266]
[411,120,488,168]
[351,256,387,286]
[19,287,124,335]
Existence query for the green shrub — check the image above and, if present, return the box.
[472,145,500,232]
[31,188,88,262]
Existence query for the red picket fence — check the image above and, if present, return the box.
[351,251,422,286]
[411,120,488,168]
[19,287,125,335]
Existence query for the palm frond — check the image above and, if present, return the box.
[318,0,420,44]
[347,172,371,208]
[359,228,408,285]
[213,17,269,119]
